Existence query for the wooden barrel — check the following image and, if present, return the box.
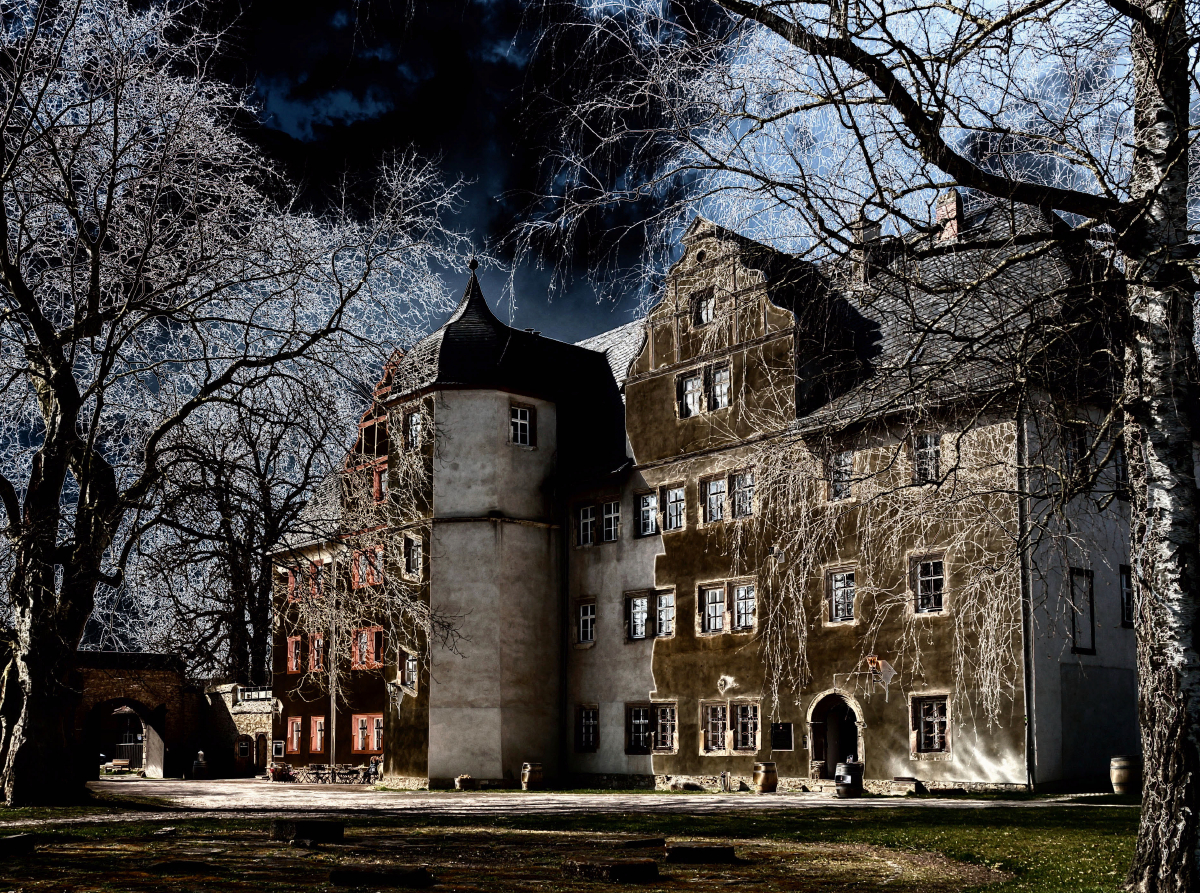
[752,762,778,793]
[1110,755,1141,794]
[834,761,864,798]
[521,762,543,791]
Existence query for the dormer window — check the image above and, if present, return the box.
[691,287,715,326]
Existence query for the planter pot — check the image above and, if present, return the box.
[455,775,479,791]
[1110,755,1141,795]
[752,762,778,794]
[521,762,543,791]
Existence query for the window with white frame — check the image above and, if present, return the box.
[577,705,599,752]
[680,374,704,418]
[1070,567,1096,653]
[701,586,725,633]
[709,365,731,410]
[733,583,756,630]
[627,705,652,754]
[830,570,856,622]
[914,697,948,753]
[732,470,754,518]
[656,591,675,637]
[404,536,421,577]
[405,411,422,450]
[703,478,726,523]
[734,702,759,751]
[913,433,941,484]
[373,716,384,751]
[628,594,649,640]
[310,717,325,752]
[654,703,677,751]
[829,450,854,500]
[637,492,659,536]
[578,603,596,644]
[915,558,944,613]
[602,501,620,542]
[1120,564,1134,629]
[401,651,419,689]
[578,505,596,546]
[511,404,534,446]
[664,486,685,531]
[288,717,302,753]
[703,703,728,753]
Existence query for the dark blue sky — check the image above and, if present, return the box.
[213,0,646,344]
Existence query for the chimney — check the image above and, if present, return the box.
[936,189,963,241]
[853,213,881,245]
[852,212,881,284]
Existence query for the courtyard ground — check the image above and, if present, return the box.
[0,779,1138,892]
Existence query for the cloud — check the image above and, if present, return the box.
[256,78,394,141]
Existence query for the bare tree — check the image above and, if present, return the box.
[526,1,1196,887]
[0,0,463,805]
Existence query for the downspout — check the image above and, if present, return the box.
[556,449,571,787]
[1016,398,1037,791]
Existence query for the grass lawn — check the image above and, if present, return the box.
[0,802,1136,892]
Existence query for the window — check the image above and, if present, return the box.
[1070,567,1096,654]
[1065,424,1090,479]
[1120,564,1135,629]
[637,492,658,536]
[914,697,948,753]
[286,636,301,674]
[732,470,754,518]
[915,558,945,613]
[576,705,599,752]
[733,583,756,630]
[829,450,854,501]
[374,465,389,502]
[308,634,324,672]
[310,560,324,597]
[272,739,285,759]
[287,717,303,753]
[352,626,384,669]
[627,705,652,754]
[310,717,326,753]
[654,704,677,751]
[702,703,728,753]
[602,501,620,542]
[703,478,726,523]
[656,591,676,637]
[734,703,759,751]
[709,365,731,410]
[664,486,685,531]
[578,603,596,644]
[913,433,941,485]
[701,586,725,634]
[692,287,715,326]
[679,374,704,418]
[578,506,596,546]
[511,403,535,446]
[402,651,419,689]
[628,594,649,639]
[353,547,383,588]
[352,713,384,753]
[404,411,422,450]
[404,536,421,578]
[770,722,794,751]
[1114,444,1129,494]
[287,569,298,602]
[830,570,856,622]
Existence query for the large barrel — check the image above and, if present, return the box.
[521,762,543,791]
[834,761,864,798]
[752,762,778,794]
[1110,755,1141,795]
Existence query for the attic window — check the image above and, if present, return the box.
[691,287,715,326]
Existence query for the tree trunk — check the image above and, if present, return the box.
[1124,5,1200,890]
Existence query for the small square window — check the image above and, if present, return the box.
[664,486,685,531]
[702,703,728,753]
[913,433,941,485]
[576,705,599,752]
[511,404,535,446]
[701,586,725,634]
[637,492,659,536]
[829,450,853,501]
[272,739,285,759]
[914,697,948,753]
[655,591,675,637]
[709,365,731,410]
[915,559,944,613]
[734,703,759,751]
[733,583,756,630]
[602,501,620,542]
[679,374,704,418]
[703,478,726,523]
[829,570,855,622]
[627,705,652,754]
[578,603,596,644]
[578,506,596,546]
[1120,564,1134,629]
[654,703,677,751]
[732,470,754,518]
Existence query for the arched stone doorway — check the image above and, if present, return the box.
[83,698,167,779]
[808,692,863,779]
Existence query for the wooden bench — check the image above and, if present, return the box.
[104,759,131,774]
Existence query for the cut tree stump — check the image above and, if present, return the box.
[270,819,345,843]
[562,858,660,883]
[328,866,436,888]
[664,843,738,864]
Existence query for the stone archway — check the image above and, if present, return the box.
[806,691,865,779]
[83,698,167,779]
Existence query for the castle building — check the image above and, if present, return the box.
[273,199,1137,791]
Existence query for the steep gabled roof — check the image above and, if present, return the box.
[576,320,646,392]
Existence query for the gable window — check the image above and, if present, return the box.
[287,717,303,753]
[352,713,384,753]
[627,705,652,754]
[656,591,676,637]
[352,626,384,669]
[403,536,422,578]
[829,570,856,622]
[628,594,649,640]
[308,634,324,672]
[1120,564,1135,629]
[732,470,754,518]
[913,433,941,485]
[578,506,596,546]
[286,636,301,674]
[702,703,728,753]
[576,705,599,753]
[770,722,795,751]
[692,287,715,326]
[679,374,704,418]
[701,585,726,634]
[637,492,659,536]
[1070,567,1096,654]
[664,486,685,531]
[402,651,419,689]
[733,583,756,630]
[829,450,854,501]
[405,411,423,450]
[374,465,389,502]
[511,403,536,447]
[734,703,759,751]
[914,696,949,753]
[602,501,620,542]
[703,478,726,523]
[578,602,596,644]
[310,717,326,753]
[654,704,677,751]
[914,558,944,613]
[709,365,731,410]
